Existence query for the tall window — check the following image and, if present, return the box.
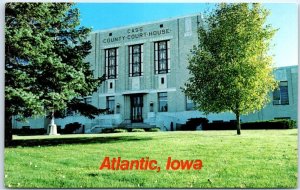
[106,96,115,114]
[186,96,195,111]
[154,40,170,74]
[158,92,168,112]
[105,48,118,79]
[129,44,143,76]
[273,81,289,105]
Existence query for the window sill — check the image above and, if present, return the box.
[129,75,143,78]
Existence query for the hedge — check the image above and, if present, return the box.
[179,118,208,131]
[202,121,236,130]
[241,119,296,129]
[63,122,83,134]
[202,119,296,130]
[12,128,47,136]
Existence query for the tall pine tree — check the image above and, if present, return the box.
[5,3,105,145]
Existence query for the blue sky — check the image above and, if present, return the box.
[76,3,298,67]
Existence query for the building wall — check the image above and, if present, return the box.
[12,14,298,132]
[86,14,204,128]
[241,66,298,122]
[86,14,298,129]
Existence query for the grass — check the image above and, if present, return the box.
[5,129,298,188]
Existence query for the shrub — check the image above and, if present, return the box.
[64,122,82,134]
[181,117,209,131]
[149,128,160,132]
[57,126,62,133]
[113,128,128,133]
[131,128,145,132]
[101,128,114,133]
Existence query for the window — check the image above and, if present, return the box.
[106,96,115,114]
[158,92,168,112]
[273,81,289,105]
[129,44,143,76]
[154,40,170,74]
[186,96,195,111]
[105,48,118,79]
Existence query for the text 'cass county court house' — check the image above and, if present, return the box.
[13,14,298,132]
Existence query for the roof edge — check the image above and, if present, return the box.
[91,12,202,34]
[275,65,298,69]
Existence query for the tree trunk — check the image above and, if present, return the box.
[5,114,13,147]
[236,112,241,135]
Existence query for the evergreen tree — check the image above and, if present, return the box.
[5,3,104,145]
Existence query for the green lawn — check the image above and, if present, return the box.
[5,130,298,188]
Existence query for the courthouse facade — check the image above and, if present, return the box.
[13,14,298,132]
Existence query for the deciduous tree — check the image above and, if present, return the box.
[183,3,277,135]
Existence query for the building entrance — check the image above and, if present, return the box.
[130,95,143,123]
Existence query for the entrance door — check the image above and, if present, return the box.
[131,95,143,123]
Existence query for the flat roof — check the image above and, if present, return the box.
[276,65,298,69]
[91,12,202,34]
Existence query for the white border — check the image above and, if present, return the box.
[1,1,299,190]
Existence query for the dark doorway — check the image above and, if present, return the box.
[131,95,143,123]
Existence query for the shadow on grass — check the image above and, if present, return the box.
[8,136,153,148]
[87,173,100,177]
